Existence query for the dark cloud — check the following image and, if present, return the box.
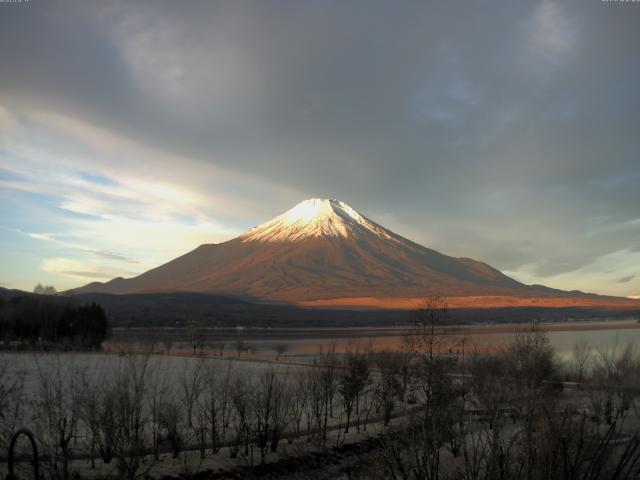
[616,275,636,284]
[1,0,639,291]
[57,270,117,280]
[77,249,140,264]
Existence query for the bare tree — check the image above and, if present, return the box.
[179,359,204,435]
[253,368,290,463]
[318,345,339,442]
[305,366,324,442]
[229,374,251,459]
[235,340,250,358]
[338,344,370,433]
[506,325,557,391]
[269,372,290,454]
[0,357,25,449]
[570,338,592,382]
[469,351,513,430]
[199,361,228,454]
[274,343,288,361]
[356,371,377,433]
[407,296,459,421]
[591,341,639,426]
[97,386,118,464]
[110,354,152,480]
[78,369,102,468]
[302,349,339,444]
[146,359,169,461]
[373,350,404,426]
[211,341,226,357]
[32,356,81,480]
[289,368,309,441]
[407,296,452,361]
[187,325,206,355]
[202,361,235,453]
[158,399,183,458]
[186,362,209,459]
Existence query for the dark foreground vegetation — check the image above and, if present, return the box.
[0,293,109,349]
[0,298,639,480]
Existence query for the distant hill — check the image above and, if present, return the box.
[3,287,636,328]
[0,287,26,302]
[72,291,640,328]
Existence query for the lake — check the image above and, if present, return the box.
[107,318,640,361]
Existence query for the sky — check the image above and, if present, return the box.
[0,0,639,297]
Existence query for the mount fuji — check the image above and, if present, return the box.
[74,198,638,309]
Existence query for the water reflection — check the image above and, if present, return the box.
[109,320,640,361]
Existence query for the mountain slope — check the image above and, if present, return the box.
[74,198,635,308]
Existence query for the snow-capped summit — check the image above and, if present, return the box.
[241,198,395,243]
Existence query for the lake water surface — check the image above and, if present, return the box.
[108,319,640,361]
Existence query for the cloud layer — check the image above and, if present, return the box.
[0,0,639,296]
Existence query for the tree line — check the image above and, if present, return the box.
[0,294,109,349]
